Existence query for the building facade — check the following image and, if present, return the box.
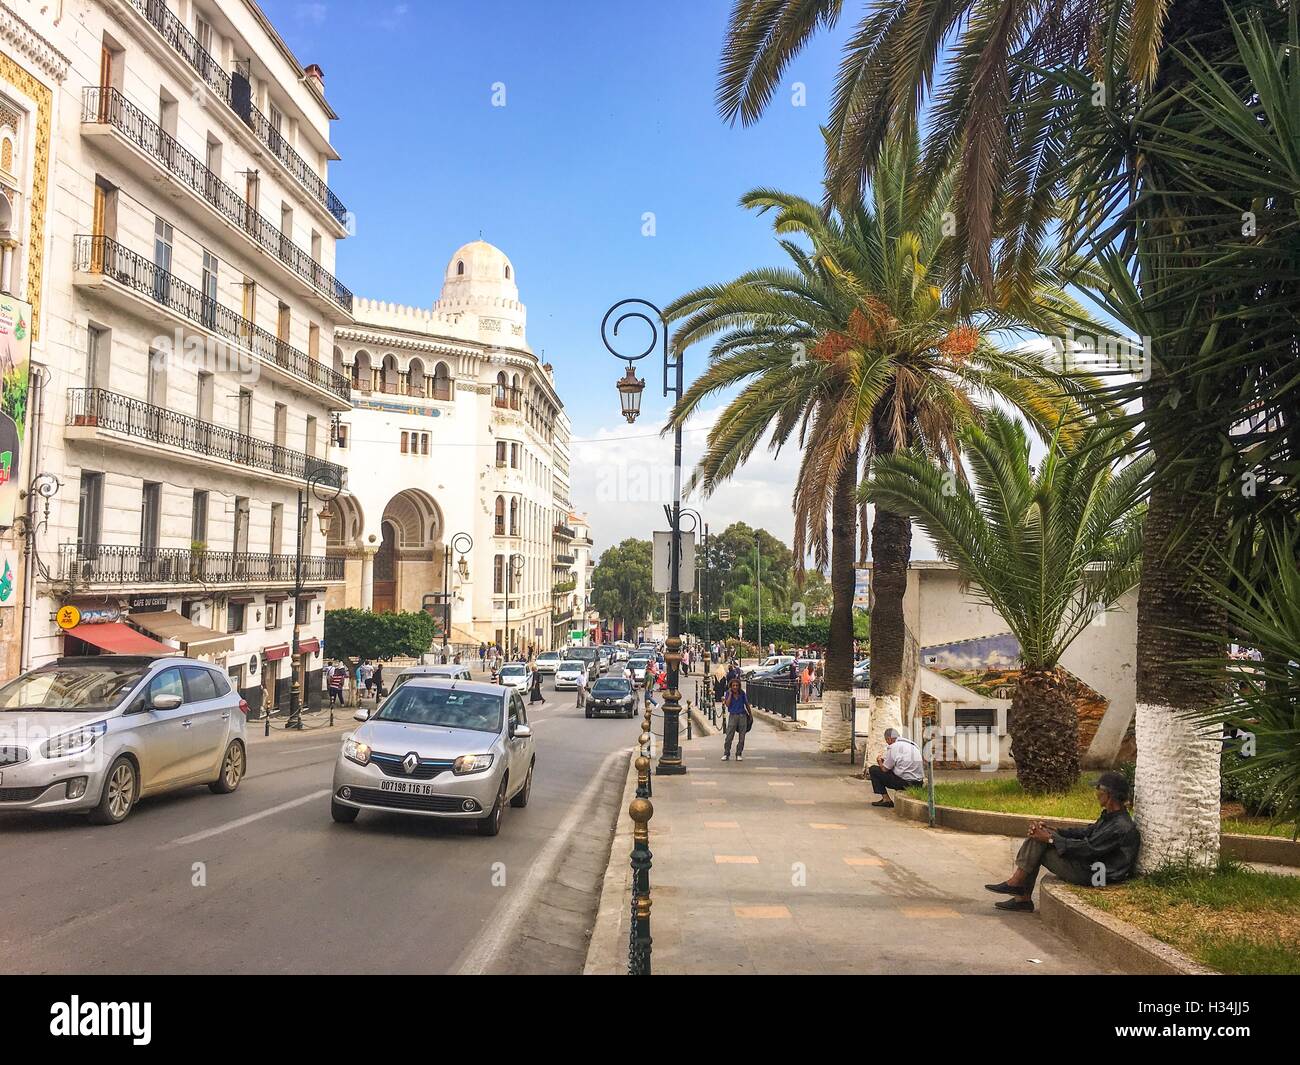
[15,0,353,714]
[330,239,579,658]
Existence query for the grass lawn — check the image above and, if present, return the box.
[909,777,1298,839]
[1069,864,1300,975]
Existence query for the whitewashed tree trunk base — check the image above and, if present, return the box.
[866,694,903,767]
[819,689,854,752]
[1133,701,1221,872]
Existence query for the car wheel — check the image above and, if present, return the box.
[510,761,533,808]
[88,756,137,825]
[477,779,507,836]
[331,798,359,823]
[208,740,246,794]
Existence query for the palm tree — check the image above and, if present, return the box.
[868,410,1147,791]
[715,0,1283,870]
[664,132,1103,757]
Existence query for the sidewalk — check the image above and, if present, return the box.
[588,724,1110,975]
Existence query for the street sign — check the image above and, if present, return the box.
[652,531,696,594]
[718,608,731,621]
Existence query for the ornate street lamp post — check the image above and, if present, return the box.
[441,531,473,661]
[503,554,524,660]
[602,298,687,775]
[287,467,343,729]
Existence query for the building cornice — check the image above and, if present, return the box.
[0,2,71,82]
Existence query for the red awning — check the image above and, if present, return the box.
[67,622,177,656]
[298,638,320,654]
[263,644,291,662]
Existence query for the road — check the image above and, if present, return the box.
[0,668,639,975]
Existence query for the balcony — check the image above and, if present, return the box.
[552,609,574,625]
[554,523,575,540]
[554,553,576,566]
[552,579,576,596]
[67,389,346,488]
[121,0,349,228]
[81,87,352,315]
[74,234,350,405]
[60,543,344,587]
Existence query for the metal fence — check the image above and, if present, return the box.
[744,677,799,720]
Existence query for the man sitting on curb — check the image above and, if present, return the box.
[985,771,1141,913]
[868,727,924,807]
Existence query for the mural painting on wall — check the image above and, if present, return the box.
[921,632,1109,751]
[0,292,32,529]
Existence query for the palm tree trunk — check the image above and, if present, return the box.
[1133,468,1226,871]
[1010,667,1080,793]
[819,449,858,752]
[867,506,911,763]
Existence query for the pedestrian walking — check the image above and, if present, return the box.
[479,642,487,670]
[576,674,590,709]
[644,665,658,709]
[530,668,544,704]
[327,664,345,706]
[373,663,385,700]
[722,678,752,761]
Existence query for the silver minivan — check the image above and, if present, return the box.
[0,655,248,825]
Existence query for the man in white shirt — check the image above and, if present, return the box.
[868,727,924,808]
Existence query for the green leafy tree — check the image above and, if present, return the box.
[868,410,1147,792]
[591,539,656,636]
[324,608,438,663]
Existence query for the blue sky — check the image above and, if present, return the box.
[265,0,853,547]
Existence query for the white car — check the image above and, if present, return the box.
[534,651,563,675]
[744,655,795,678]
[387,664,473,698]
[554,660,588,691]
[628,657,651,683]
[497,664,533,695]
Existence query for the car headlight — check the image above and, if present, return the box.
[453,753,494,775]
[41,721,108,758]
[343,737,371,766]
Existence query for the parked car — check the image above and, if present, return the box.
[497,663,533,695]
[586,677,637,718]
[596,646,613,672]
[0,655,248,825]
[554,660,589,691]
[534,651,563,675]
[566,646,602,677]
[332,679,534,836]
[628,656,652,683]
[742,655,795,679]
[853,659,871,688]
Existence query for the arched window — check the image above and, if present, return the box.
[381,354,400,394]
[352,350,372,392]
[510,374,521,410]
[494,554,504,594]
[433,361,452,401]
[407,358,425,397]
[456,260,465,276]
[0,138,12,173]
[509,497,518,537]
[504,264,511,280]
[495,371,508,408]
[495,496,505,536]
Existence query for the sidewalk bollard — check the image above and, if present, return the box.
[628,761,653,976]
[640,716,653,798]
[848,695,856,766]
[686,701,692,740]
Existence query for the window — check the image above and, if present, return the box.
[336,423,349,449]
[495,496,505,536]
[265,601,279,629]
[456,260,464,275]
[308,322,320,360]
[77,471,103,551]
[305,415,317,456]
[147,668,184,705]
[153,217,173,303]
[195,15,214,55]
[192,490,209,545]
[86,325,108,390]
[494,554,504,594]
[226,602,246,633]
[196,371,214,422]
[270,502,283,555]
[182,667,219,703]
[233,497,250,554]
[496,441,507,467]
[400,430,409,455]
[505,264,511,280]
[510,442,519,469]
[140,483,161,553]
[274,403,287,447]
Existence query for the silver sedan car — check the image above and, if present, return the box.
[331,678,535,836]
[0,655,248,825]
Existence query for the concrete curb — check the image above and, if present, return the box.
[1038,878,1216,975]
[750,707,801,731]
[687,705,717,738]
[892,793,1300,867]
[582,748,639,976]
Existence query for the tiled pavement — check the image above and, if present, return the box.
[620,726,1109,975]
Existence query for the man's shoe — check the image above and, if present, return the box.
[721,755,730,761]
[984,881,1021,895]
[736,755,743,762]
[994,898,1034,913]
[871,799,895,808]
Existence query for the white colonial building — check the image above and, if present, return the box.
[19,0,353,715]
[329,239,581,658]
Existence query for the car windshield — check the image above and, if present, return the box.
[560,662,583,671]
[593,680,630,695]
[500,665,526,676]
[0,663,148,713]
[538,652,560,660]
[374,686,503,733]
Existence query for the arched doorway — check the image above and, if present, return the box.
[373,521,398,612]
[374,489,442,614]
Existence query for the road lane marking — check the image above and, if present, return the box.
[162,789,331,848]
[453,744,631,975]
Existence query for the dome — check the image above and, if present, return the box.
[440,240,519,303]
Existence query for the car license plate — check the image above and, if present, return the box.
[379,780,435,796]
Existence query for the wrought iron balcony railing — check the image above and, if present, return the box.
[554,554,576,566]
[60,543,344,586]
[554,523,575,540]
[125,0,349,226]
[68,389,346,485]
[75,234,350,402]
[82,87,352,313]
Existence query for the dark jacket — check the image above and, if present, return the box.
[1053,808,1141,883]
